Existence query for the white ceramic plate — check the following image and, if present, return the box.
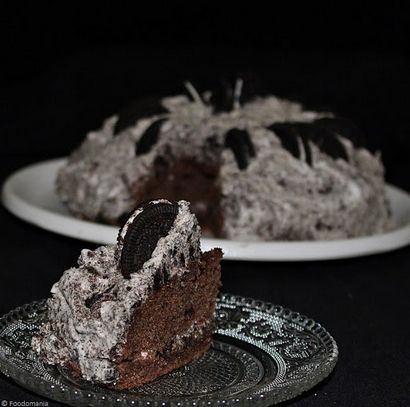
[2,158,410,261]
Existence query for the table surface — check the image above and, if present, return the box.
[1,50,410,406]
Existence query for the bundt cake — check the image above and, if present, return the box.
[56,80,391,240]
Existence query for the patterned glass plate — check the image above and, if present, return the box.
[0,294,338,406]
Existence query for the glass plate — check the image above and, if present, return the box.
[0,294,338,406]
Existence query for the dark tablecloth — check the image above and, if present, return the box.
[1,46,410,406]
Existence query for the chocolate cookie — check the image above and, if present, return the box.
[224,128,256,170]
[119,201,179,278]
[136,118,168,155]
[314,117,365,148]
[267,123,301,159]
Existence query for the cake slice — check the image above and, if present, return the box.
[32,200,222,389]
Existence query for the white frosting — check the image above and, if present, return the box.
[220,127,391,240]
[32,200,201,383]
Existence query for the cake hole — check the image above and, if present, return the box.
[315,221,333,231]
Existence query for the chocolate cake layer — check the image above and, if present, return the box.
[133,158,223,236]
[113,248,222,389]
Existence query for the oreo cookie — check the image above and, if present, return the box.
[136,118,168,155]
[296,124,314,166]
[307,124,349,162]
[269,121,348,165]
[224,128,256,170]
[314,117,365,148]
[297,122,349,163]
[118,201,179,279]
[210,77,258,112]
[236,73,261,105]
[114,96,168,135]
[268,122,312,165]
[267,123,301,159]
[210,79,235,112]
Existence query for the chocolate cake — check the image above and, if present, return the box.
[56,80,392,240]
[32,200,222,389]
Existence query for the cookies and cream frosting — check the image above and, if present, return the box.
[56,82,392,240]
[32,200,201,383]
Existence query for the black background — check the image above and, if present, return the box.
[1,4,410,406]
